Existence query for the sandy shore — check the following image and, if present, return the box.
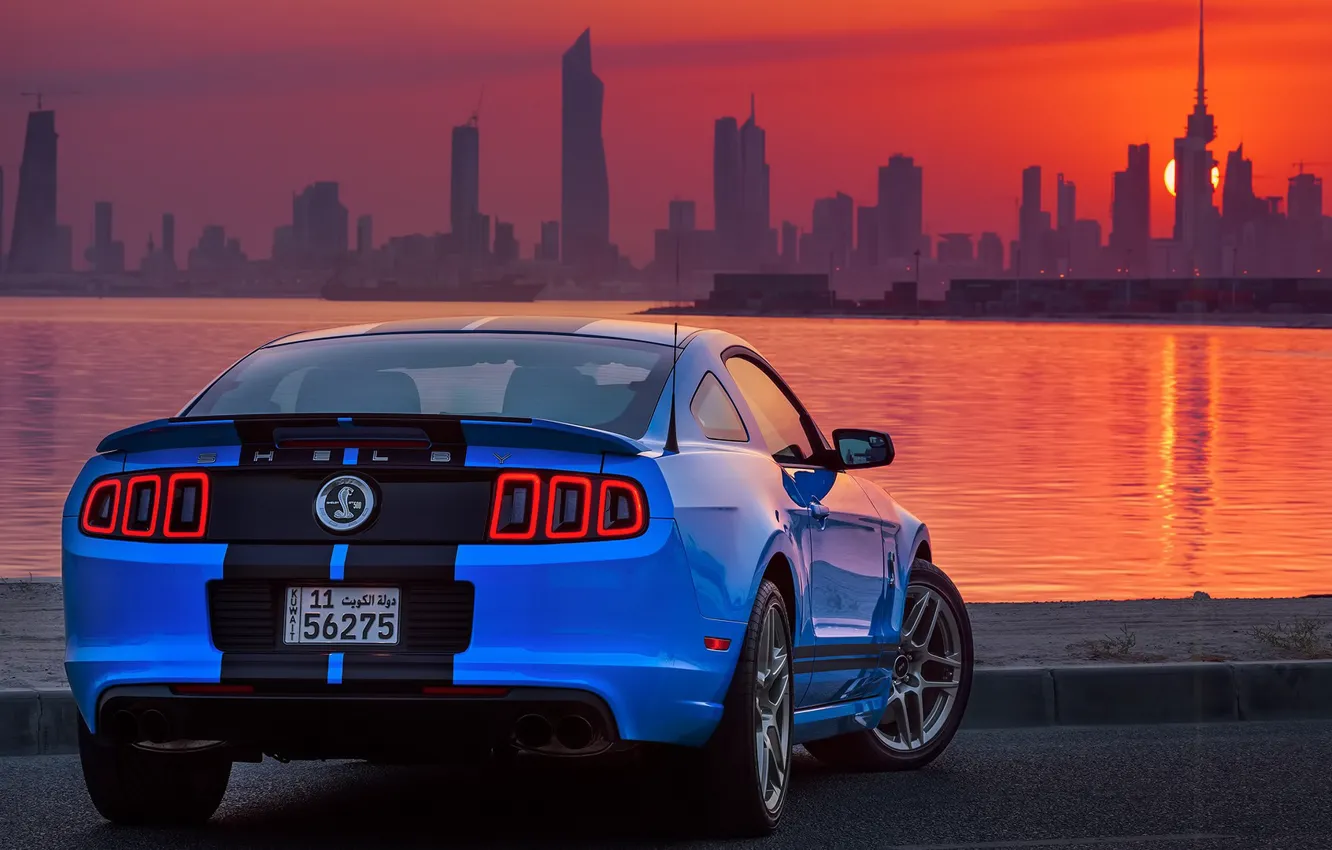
[3,581,1330,690]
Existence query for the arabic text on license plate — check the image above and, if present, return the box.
[283,586,401,645]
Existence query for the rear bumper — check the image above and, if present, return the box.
[96,685,622,760]
[62,517,747,749]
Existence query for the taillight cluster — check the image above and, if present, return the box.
[80,472,210,540]
[489,472,647,542]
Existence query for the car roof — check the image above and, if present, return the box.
[264,315,705,349]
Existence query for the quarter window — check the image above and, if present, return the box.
[724,357,815,463]
[690,372,748,442]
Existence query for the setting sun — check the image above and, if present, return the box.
[1164,159,1221,198]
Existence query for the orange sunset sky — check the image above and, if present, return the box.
[2,0,1330,266]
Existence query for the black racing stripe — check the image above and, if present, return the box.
[793,657,885,675]
[220,652,328,683]
[793,645,817,660]
[341,653,454,685]
[343,545,458,582]
[475,316,596,335]
[814,642,898,660]
[223,544,334,580]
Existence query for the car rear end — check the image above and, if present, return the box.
[62,330,743,763]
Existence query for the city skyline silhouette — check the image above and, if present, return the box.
[2,0,1330,270]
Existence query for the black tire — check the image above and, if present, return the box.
[805,559,973,771]
[78,715,232,826]
[688,578,795,837]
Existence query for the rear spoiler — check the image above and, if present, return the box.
[97,415,649,457]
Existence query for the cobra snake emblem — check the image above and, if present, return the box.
[332,485,355,520]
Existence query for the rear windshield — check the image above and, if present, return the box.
[182,332,676,438]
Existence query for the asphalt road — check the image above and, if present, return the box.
[1,722,1329,850]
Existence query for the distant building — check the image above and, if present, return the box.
[1289,169,1324,274]
[85,201,125,273]
[0,166,5,272]
[493,221,519,265]
[1111,144,1152,273]
[538,220,560,262]
[1069,219,1103,276]
[561,28,612,272]
[1056,174,1076,235]
[713,97,771,267]
[780,221,798,267]
[8,109,60,273]
[978,232,1004,275]
[284,182,348,266]
[53,224,72,271]
[807,192,853,271]
[450,122,481,249]
[668,200,696,232]
[161,213,176,267]
[1018,165,1047,276]
[878,154,923,260]
[937,233,975,265]
[1171,1,1220,273]
[356,214,373,256]
[189,225,247,274]
[855,206,879,269]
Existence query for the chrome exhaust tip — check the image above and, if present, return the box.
[513,714,553,749]
[555,714,595,751]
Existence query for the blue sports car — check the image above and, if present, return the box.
[63,316,974,835]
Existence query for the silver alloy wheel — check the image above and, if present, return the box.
[874,585,964,752]
[754,602,792,813]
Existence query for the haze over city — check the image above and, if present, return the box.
[3,0,1330,268]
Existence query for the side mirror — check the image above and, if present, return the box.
[831,428,894,469]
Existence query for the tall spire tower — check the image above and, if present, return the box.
[1173,0,1220,272]
[1187,0,1216,143]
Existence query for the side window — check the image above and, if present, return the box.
[724,357,815,463]
[690,372,748,442]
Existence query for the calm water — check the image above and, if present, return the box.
[2,297,1329,602]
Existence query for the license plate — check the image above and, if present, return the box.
[283,586,401,645]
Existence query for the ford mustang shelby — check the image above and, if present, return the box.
[63,315,974,835]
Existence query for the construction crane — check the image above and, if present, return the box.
[20,91,79,110]
[466,87,485,127]
[1291,161,1331,176]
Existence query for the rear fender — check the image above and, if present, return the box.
[61,453,127,517]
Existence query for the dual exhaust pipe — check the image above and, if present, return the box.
[111,708,172,744]
[513,713,600,755]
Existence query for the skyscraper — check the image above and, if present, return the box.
[84,201,124,273]
[538,221,560,262]
[978,232,1005,275]
[738,96,771,264]
[450,122,482,257]
[1018,165,1048,275]
[356,214,373,255]
[8,109,60,273]
[1056,175,1076,234]
[560,28,611,271]
[289,182,349,265]
[878,154,923,260]
[1111,144,1152,271]
[1289,168,1324,274]
[162,213,176,267]
[1172,0,1220,272]
[0,166,5,272]
[855,206,879,269]
[713,117,741,264]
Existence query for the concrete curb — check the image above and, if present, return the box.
[4,661,1332,756]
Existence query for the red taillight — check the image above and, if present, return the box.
[489,472,542,540]
[486,471,647,542]
[598,479,645,537]
[546,475,592,539]
[704,637,732,651]
[164,472,210,539]
[121,475,161,538]
[81,479,122,535]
